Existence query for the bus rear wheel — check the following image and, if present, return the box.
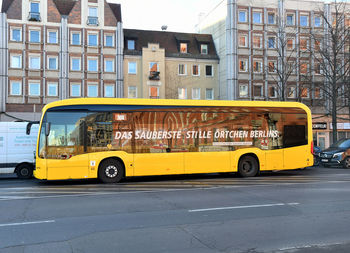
[98,159,124,183]
[238,156,259,177]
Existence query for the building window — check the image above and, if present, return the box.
[11,55,22,68]
[88,33,98,47]
[205,88,214,100]
[239,59,248,72]
[287,86,296,98]
[48,30,58,44]
[178,88,187,99]
[88,58,98,72]
[268,37,275,49]
[286,14,295,26]
[127,40,135,50]
[87,84,98,97]
[314,16,322,27]
[205,65,213,77]
[268,61,276,73]
[104,34,114,47]
[47,56,57,70]
[300,87,309,98]
[71,32,81,45]
[268,13,275,24]
[71,57,81,71]
[71,83,81,97]
[88,7,98,25]
[269,86,277,98]
[253,60,262,73]
[315,39,321,51]
[29,2,40,21]
[300,38,309,51]
[253,12,262,24]
[314,87,322,99]
[287,38,295,50]
[128,86,137,98]
[253,34,262,48]
[128,62,137,74]
[201,44,208,54]
[104,85,114,97]
[47,83,58,97]
[149,62,160,80]
[300,62,309,74]
[29,55,40,70]
[253,84,263,97]
[178,64,187,75]
[29,30,40,43]
[104,59,114,72]
[149,86,159,99]
[192,88,200,100]
[239,35,247,47]
[238,10,247,22]
[10,81,22,95]
[192,65,200,76]
[300,14,309,27]
[239,84,248,97]
[180,43,187,53]
[11,28,21,42]
[315,62,322,75]
[29,82,40,96]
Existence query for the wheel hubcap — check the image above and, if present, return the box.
[346,159,350,168]
[21,169,29,176]
[242,161,252,173]
[105,165,118,178]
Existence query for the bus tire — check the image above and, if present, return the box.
[98,159,124,183]
[16,163,33,179]
[238,155,259,177]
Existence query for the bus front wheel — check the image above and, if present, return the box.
[98,159,124,183]
[238,156,259,177]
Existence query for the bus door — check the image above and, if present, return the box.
[45,111,89,180]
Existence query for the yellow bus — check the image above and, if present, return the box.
[32,98,314,183]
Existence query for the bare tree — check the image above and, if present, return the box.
[265,14,300,101]
[308,0,350,143]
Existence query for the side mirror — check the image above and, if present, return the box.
[26,121,40,135]
[45,122,51,136]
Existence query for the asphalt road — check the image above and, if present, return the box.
[1,166,350,253]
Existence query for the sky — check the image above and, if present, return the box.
[0,0,222,33]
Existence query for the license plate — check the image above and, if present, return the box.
[321,159,328,162]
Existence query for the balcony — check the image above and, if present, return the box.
[28,12,41,21]
[87,16,99,26]
[149,71,160,80]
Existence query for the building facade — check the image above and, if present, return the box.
[0,0,123,121]
[198,0,350,149]
[123,29,219,100]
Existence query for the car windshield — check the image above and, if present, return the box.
[330,139,350,149]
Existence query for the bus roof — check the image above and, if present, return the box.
[42,98,311,114]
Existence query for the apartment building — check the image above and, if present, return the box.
[0,0,123,121]
[123,29,219,100]
[198,0,350,149]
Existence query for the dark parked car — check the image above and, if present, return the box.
[319,139,350,168]
[313,146,322,166]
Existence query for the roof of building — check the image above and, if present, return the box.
[52,0,77,16]
[1,0,121,22]
[123,29,219,60]
[1,0,13,13]
[108,3,122,23]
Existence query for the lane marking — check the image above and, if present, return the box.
[0,220,55,227]
[188,202,300,212]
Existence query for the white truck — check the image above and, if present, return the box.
[0,122,38,179]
